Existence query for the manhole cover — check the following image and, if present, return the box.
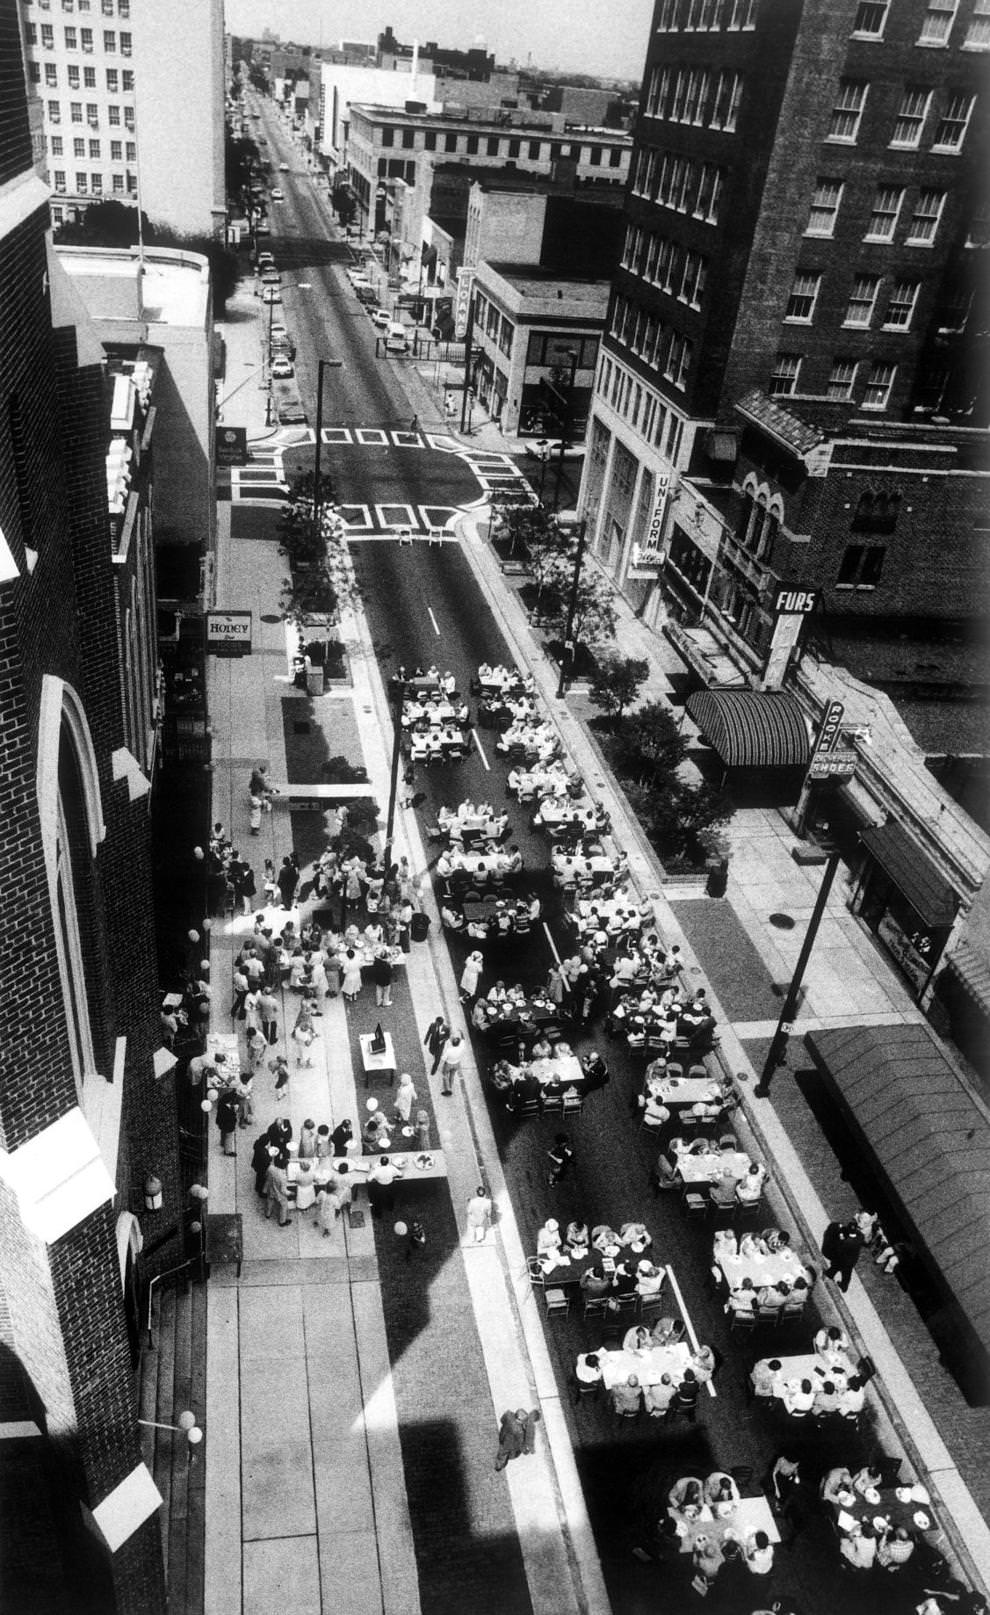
[293,721,311,735]
[260,613,281,624]
[769,912,796,930]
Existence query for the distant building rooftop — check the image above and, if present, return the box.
[736,388,825,458]
[55,245,211,329]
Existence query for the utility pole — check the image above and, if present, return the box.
[382,694,403,873]
[556,517,588,700]
[312,358,342,537]
[459,293,475,435]
[551,348,579,513]
[754,851,841,1096]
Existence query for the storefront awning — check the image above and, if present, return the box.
[805,1023,990,1361]
[945,941,990,1018]
[860,820,958,929]
[685,689,810,768]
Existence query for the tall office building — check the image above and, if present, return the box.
[0,7,177,1608]
[18,0,226,238]
[581,0,986,672]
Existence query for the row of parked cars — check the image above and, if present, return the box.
[257,251,307,425]
[345,264,409,354]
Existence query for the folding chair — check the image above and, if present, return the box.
[544,1288,570,1318]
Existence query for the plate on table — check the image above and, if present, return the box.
[415,1153,435,1170]
[914,1510,931,1529]
[401,1126,414,1138]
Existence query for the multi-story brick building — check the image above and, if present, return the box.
[18,0,226,238]
[580,0,987,671]
[0,26,177,1611]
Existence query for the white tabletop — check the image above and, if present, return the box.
[716,1248,805,1289]
[359,1031,396,1072]
[600,1341,692,1389]
[672,1494,780,1552]
[677,1149,753,1184]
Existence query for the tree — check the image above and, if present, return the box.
[490,495,559,560]
[589,654,649,725]
[534,553,617,649]
[606,700,687,785]
[248,64,269,94]
[54,200,151,248]
[277,470,362,624]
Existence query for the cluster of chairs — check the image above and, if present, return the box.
[527,1259,673,1332]
[512,1088,585,1121]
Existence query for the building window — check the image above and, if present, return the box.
[64,26,77,47]
[852,0,889,34]
[45,62,58,85]
[91,173,101,193]
[70,101,82,122]
[48,100,61,123]
[110,139,122,159]
[883,280,919,329]
[80,25,92,48]
[53,169,66,190]
[119,30,131,53]
[906,188,945,244]
[852,490,901,531]
[865,184,903,240]
[785,271,820,321]
[76,172,87,191]
[106,67,118,89]
[836,543,886,585]
[828,79,869,142]
[508,138,520,157]
[125,140,135,160]
[693,161,723,222]
[805,178,843,235]
[861,361,895,409]
[890,87,931,147]
[41,23,54,46]
[51,135,63,155]
[112,173,124,191]
[932,93,974,150]
[52,207,64,226]
[83,65,94,86]
[843,275,880,326]
[664,331,693,389]
[486,136,499,155]
[121,70,133,90]
[769,353,801,395]
[444,132,457,152]
[67,64,80,88]
[918,0,958,42]
[423,130,436,150]
[657,0,680,23]
[710,70,743,130]
[123,105,133,129]
[827,359,859,399]
[29,61,41,84]
[965,0,990,45]
[73,137,85,157]
[89,138,99,157]
[118,0,129,14]
[108,104,120,124]
[727,0,758,25]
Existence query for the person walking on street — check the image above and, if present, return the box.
[494,1407,541,1472]
[440,1032,465,1095]
[269,1053,290,1102]
[460,950,483,1003]
[466,1186,492,1243]
[251,1132,275,1197]
[821,1218,865,1291]
[547,1132,574,1187]
[424,1015,450,1074]
[259,987,279,1045]
[341,948,363,1005]
[277,856,298,911]
[372,947,394,1007]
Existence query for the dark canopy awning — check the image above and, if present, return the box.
[860,820,959,929]
[805,1022,990,1361]
[685,689,810,769]
[945,941,990,1018]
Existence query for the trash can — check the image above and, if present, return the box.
[705,856,729,898]
[410,912,430,943]
[306,665,325,695]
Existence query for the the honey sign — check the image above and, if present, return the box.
[206,610,252,657]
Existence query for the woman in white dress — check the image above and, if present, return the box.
[341,948,363,1004]
[459,950,484,1002]
[394,1072,417,1125]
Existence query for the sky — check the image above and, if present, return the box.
[224,0,654,82]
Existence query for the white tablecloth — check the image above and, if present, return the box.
[600,1341,692,1389]
[676,1149,753,1184]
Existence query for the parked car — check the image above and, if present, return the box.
[271,355,294,379]
[385,321,409,355]
[276,392,307,425]
[261,286,282,304]
[370,308,390,329]
[279,161,290,171]
[271,187,284,202]
[261,268,280,284]
[355,286,378,306]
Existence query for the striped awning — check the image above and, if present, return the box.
[685,689,810,769]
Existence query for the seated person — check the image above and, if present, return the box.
[710,1171,741,1209]
[812,1379,843,1417]
[704,1472,741,1513]
[668,1476,706,1519]
[756,1279,790,1308]
[838,1374,866,1416]
[780,1377,815,1416]
[712,1228,738,1256]
[736,1162,767,1203]
[579,1264,612,1297]
[762,1227,791,1253]
[536,1217,563,1260]
[564,1219,590,1258]
[691,1344,716,1385]
[512,1067,542,1108]
[820,1466,856,1508]
[644,1373,677,1417]
[839,1521,878,1570]
[611,1261,638,1297]
[852,1463,883,1496]
[725,1277,757,1316]
[622,1325,653,1353]
[749,1357,783,1398]
[440,902,465,931]
[636,1259,665,1297]
[640,1094,672,1131]
[650,1315,678,1346]
[610,1375,642,1417]
[738,1231,767,1259]
[654,1151,678,1189]
[490,1058,518,1094]
[471,998,494,1030]
[815,1324,850,1360]
[592,1224,622,1257]
[575,1351,603,1385]
[619,1221,652,1253]
[877,1526,915,1569]
[362,1112,393,1153]
[744,1531,774,1575]
[581,1050,609,1087]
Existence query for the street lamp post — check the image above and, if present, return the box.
[555,516,589,700]
[535,438,550,503]
[754,850,841,1096]
[552,348,579,513]
[382,692,403,873]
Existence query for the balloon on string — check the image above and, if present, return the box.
[193,847,205,861]
[187,929,200,943]
[393,1222,408,1238]
[366,1097,379,1111]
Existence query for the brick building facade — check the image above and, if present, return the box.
[0,19,176,1610]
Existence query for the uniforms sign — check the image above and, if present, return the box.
[206,610,252,657]
[627,476,671,578]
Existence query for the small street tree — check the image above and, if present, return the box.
[535,552,617,649]
[606,699,687,785]
[277,470,358,623]
[589,653,650,726]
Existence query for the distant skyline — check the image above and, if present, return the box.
[225,0,653,82]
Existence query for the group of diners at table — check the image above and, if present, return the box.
[747,1324,869,1425]
[391,666,472,761]
[711,1227,816,1321]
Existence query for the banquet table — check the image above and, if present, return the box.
[206,1032,242,1082]
[766,1350,857,1398]
[652,1075,722,1107]
[359,1031,396,1086]
[830,1481,942,1543]
[527,1052,584,1088]
[715,1247,807,1290]
[287,1151,447,1193]
[552,853,616,885]
[511,767,572,797]
[534,800,599,829]
[600,1341,692,1389]
[451,850,511,875]
[676,1149,754,1184]
[402,700,459,727]
[671,1495,780,1552]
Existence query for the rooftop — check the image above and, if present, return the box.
[736,388,825,458]
[55,245,211,329]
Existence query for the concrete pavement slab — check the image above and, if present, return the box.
[243,1536,321,1614]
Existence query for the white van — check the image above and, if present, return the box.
[384,321,408,355]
